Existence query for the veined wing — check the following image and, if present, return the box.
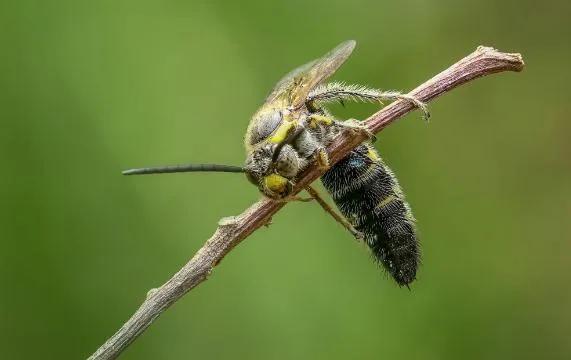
[265,40,356,109]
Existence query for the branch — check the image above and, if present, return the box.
[88,46,524,360]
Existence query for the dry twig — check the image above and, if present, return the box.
[88,46,524,360]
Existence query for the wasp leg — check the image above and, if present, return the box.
[307,114,334,128]
[388,93,430,121]
[307,82,430,121]
[277,195,314,203]
[305,114,371,163]
[316,148,330,170]
[291,196,313,202]
[336,119,377,142]
[305,185,363,241]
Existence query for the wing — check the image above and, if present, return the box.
[265,40,356,109]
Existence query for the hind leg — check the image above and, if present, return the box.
[336,119,377,142]
[306,185,363,240]
[307,83,430,121]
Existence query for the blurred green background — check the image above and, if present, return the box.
[1,0,570,359]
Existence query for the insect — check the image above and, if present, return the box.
[123,40,429,287]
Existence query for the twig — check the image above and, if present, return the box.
[88,46,524,360]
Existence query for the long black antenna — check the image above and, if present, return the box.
[122,163,245,176]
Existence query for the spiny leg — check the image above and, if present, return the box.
[372,91,430,121]
[316,148,330,170]
[305,185,363,241]
[335,118,377,141]
[307,82,430,121]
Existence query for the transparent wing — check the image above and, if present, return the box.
[264,40,356,108]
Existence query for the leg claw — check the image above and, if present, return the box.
[340,119,377,141]
[397,94,430,121]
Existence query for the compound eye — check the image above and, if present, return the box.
[250,111,282,145]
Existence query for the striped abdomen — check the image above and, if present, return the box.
[321,143,419,286]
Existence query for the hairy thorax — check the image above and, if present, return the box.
[243,104,341,199]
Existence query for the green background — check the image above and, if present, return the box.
[1,1,570,359]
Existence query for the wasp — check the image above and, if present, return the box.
[124,41,429,286]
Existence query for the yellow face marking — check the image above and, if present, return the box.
[263,173,288,193]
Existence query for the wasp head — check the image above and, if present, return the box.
[244,143,302,199]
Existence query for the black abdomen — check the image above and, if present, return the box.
[321,143,419,286]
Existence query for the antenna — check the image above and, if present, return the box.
[122,163,245,176]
